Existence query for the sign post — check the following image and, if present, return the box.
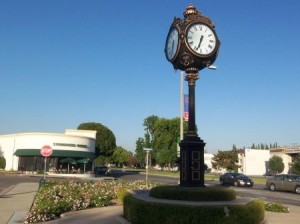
[40,145,53,180]
[143,148,152,182]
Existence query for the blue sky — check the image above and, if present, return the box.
[1,0,300,153]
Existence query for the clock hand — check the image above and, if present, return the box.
[197,35,204,50]
[171,40,175,56]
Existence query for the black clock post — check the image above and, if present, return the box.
[164,5,221,187]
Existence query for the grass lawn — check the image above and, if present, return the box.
[121,168,267,185]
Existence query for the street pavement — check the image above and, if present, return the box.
[0,180,300,224]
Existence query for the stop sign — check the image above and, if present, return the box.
[41,145,53,157]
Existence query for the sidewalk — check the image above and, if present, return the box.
[265,205,300,224]
[0,182,39,224]
[0,182,299,224]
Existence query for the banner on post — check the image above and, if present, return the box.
[184,94,189,121]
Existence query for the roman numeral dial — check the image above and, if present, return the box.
[186,23,217,56]
[165,27,179,61]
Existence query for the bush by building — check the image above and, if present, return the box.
[0,157,6,169]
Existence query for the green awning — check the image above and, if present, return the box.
[14,149,95,159]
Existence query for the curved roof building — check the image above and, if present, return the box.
[0,129,96,172]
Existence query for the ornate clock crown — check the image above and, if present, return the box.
[165,4,220,72]
[183,4,214,28]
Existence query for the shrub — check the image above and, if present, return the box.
[117,187,130,204]
[149,185,236,201]
[124,193,265,224]
[25,179,158,223]
[265,202,289,213]
[0,157,6,169]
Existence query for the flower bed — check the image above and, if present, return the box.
[25,179,158,223]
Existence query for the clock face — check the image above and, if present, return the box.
[165,27,179,61]
[186,23,217,56]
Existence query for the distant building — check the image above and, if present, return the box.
[204,153,216,172]
[209,146,300,176]
[0,129,96,172]
[237,149,270,175]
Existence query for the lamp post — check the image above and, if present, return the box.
[143,148,151,182]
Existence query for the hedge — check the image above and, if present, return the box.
[149,185,236,201]
[123,194,265,224]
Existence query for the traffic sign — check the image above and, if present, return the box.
[40,145,53,157]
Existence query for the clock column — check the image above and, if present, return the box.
[180,72,206,187]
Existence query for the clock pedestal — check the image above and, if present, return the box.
[180,136,206,187]
[179,72,206,187]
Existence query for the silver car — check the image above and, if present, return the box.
[266,174,300,194]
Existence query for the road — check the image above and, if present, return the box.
[0,174,40,189]
[109,170,300,206]
[1,171,299,206]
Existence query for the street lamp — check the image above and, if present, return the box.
[143,148,152,182]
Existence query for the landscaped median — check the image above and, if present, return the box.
[124,186,265,224]
[24,179,158,223]
[24,177,269,223]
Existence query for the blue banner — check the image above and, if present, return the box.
[184,94,189,121]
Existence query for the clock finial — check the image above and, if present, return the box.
[184,4,200,18]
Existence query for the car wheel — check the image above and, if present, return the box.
[220,180,224,185]
[295,186,300,194]
[233,180,239,187]
[269,184,276,191]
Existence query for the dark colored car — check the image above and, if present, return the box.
[219,173,254,187]
[94,166,109,176]
[266,174,300,194]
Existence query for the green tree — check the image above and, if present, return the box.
[291,154,300,174]
[269,155,284,174]
[93,155,112,166]
[265,144,269,150]
[212,150,240,172]
[78,122,116,157]
[232,144,237,150]
[136,115,188,168]
[112,146,132,167]
[152,118,181,168]
[143,115,159,148]
[135,137,146,168]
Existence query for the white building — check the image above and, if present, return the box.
[0,129,96,172]
[204,153,216,172]
[209,147,300,176]
[238,149,270,175]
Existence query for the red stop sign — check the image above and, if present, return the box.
[41,145,53,157]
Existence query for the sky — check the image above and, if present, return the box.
[1,0,300,153]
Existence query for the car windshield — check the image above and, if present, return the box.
[289,175,300,181]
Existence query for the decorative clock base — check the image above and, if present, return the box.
[179,135,206,187]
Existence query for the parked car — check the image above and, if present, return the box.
[94,166,109,176]
[219,173,254,187]
[266,174,300,194]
